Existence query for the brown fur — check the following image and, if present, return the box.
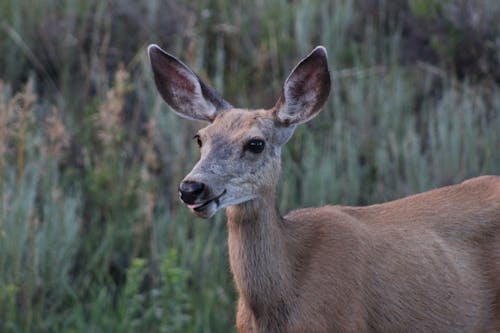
[226,176,500,332]
[148,44,500,332]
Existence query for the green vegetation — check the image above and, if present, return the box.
[0,0,498,332]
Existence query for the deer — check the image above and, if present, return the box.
[147,44,500,332]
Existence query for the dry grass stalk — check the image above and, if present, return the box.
[0,79,37,184]
[15,79,37,185]
[43,107,70,159]
[95,63,130,147]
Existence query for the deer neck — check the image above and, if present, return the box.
[226,190,293,318]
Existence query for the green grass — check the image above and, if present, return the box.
[0,0,499,332]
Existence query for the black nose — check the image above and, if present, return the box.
[179,180,205,204]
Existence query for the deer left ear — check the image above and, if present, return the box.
[148,44,231,122]
[273,46,331,126]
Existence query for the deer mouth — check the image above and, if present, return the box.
[187,189,226,213]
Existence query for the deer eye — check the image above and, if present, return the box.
[193,134,202,148]
[245,138,265,154]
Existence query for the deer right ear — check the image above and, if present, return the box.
[148,44,231,122]
[273,46,331,126]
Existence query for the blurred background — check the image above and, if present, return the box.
[0,0,499,332]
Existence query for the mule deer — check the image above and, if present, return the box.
[148,44,500,332]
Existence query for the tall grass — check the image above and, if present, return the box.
[0,0,499,332]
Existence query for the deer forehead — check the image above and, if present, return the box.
[200,108,274,142]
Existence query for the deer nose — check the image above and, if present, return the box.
[179,180,206,204]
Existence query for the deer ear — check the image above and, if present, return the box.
[148,44,231,122]
[273,46,331,126]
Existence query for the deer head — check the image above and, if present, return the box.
[148,45,331,218]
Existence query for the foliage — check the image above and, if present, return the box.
[0,0,498,332]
